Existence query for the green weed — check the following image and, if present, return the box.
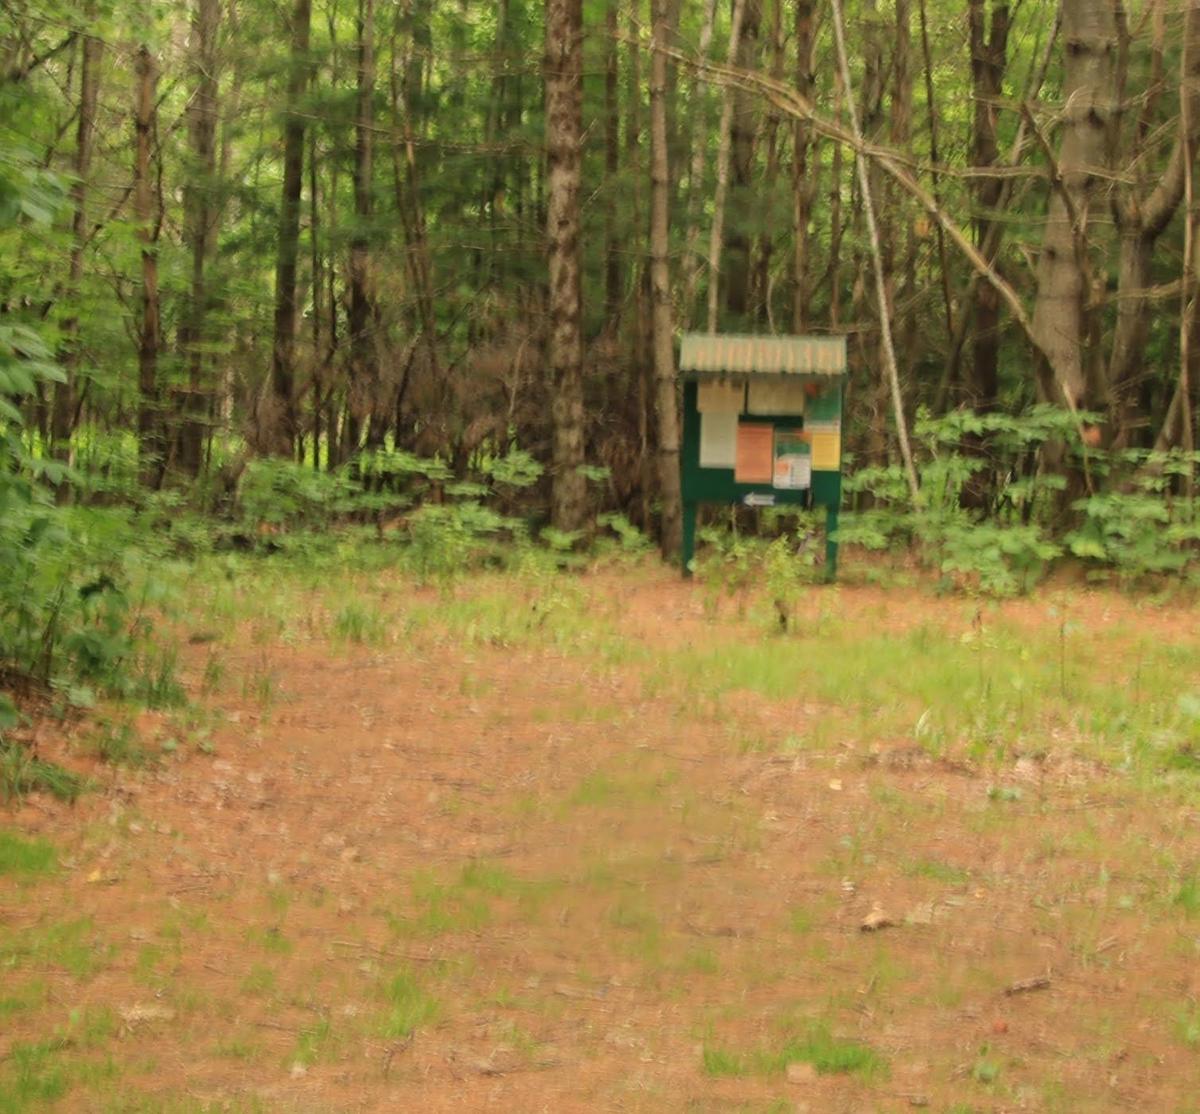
[0,916,109,978]
[240,964,277,996]
[1175,1005,1200,1048]
[244,925,291,956]
[0,830,56,877]
[904,858,970,886]
[86,717,150,767]
[290,1017,332,1068]
[1175,874,1200,917]
[332,602,387,645]
[0,1039,69,1108]
[702,1024,887,1081]
[388,872,492,938]
[379,968,438,1038]
[0,741,87,804]
[0,979,46,1019]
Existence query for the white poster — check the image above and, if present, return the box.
[699,411,738,469]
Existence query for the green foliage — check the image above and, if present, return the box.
[0,830,56,878]
[839,409,1200,594]
[694,511,826,627]
[0,144,180,723]
[596,512,652,554]
[702,1024,887,1081]
[0,737,87,805]
[378,968,438,1039]
[1064,454,1200,579]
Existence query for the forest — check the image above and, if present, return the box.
[6,4,1200,1110]
[1,0,1198,572]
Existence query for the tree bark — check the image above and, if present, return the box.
[1029,0,1120,410]
[791,0,815,332]
[177,0,220,476]
[830,0,919,501]
[51,24,102,491]
[677,0,718,329]
[724,0,760,321]
[265,0,310,456]
[705,0,747,333]
[134,45,163,489]
[604,0,622,330]
[750,0,784,326]
[545,0,587,533]
[650,0,682,558]
[349,0,382,449]
[917,0,954,355]
[389,9,441,442]
[967,0,1009,411]
[1110,2,1200,447]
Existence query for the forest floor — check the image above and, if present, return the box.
[3,557,1200,1113]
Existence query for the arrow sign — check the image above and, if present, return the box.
[742,492,776,508]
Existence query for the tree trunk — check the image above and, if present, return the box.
[791,0,815,332]
[917,0,954,356]
[134,45,163,489]
[604,0,622,330]
[677,0,718,328]
[750,0,784,326]
[177,0,220,476]
[545,0,587,533]
[52,25,102,491]
[349,0,382,449]
[705,0,747,333]
[967,0,1009,411]
[627,0,654,530]
[265,0,310,456]
[1110,2,1200,446]
[724,0,760,321]
[389,14,441,444]
[831,0,919,500]
[650,0,682,558]
[1029,0,1120,410]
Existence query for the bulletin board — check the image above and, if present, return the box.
[678,333,847,579]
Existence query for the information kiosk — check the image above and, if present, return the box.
[678,333,848,579]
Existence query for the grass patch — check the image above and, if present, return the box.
[0,1039,70,1109]
[1174,874,1200,917]
[332,603,387,645]
[903,858,970,886]
[702,1024,887,1082]
[290,1018,332,1068]
[86,717,151,768]
[379,968,438,1038]
[0,979,46,1020]
[0,830,56,877]
[0,917,109,979]
[240,964,277,996]
[387,872,492,938]
[0,741,87,804]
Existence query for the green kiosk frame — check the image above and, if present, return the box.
[678,332,848,579]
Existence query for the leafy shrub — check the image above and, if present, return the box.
[0,149,181,743]
[837,408,1199,594]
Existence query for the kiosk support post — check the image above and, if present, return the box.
[824,503,839,582]
[681,501,698,577]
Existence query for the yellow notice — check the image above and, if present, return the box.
[734,423,774,484]
[810,429,841,470]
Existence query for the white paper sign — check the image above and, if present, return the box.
[699,411,738,468]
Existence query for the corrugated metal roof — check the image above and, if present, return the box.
[679,333,847,376]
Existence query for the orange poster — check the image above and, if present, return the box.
[734,423,774,484]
